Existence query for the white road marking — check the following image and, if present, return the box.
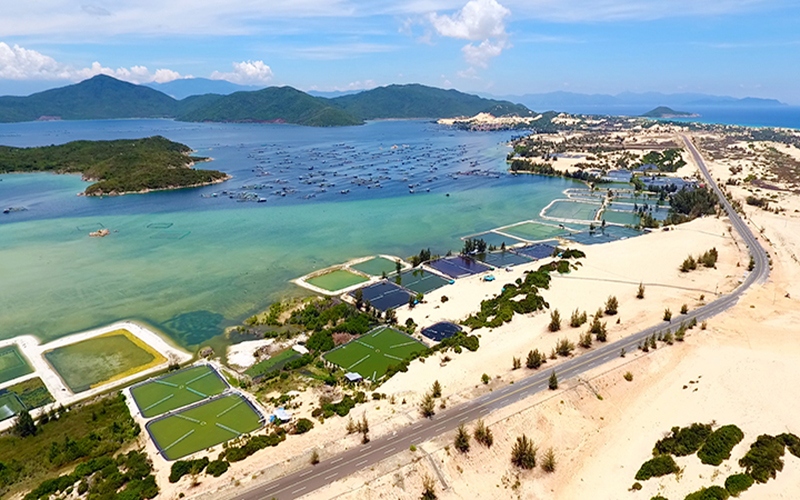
[331,457,343,464]
[383,447,397,455]
[300,470,313,477]
[325,473,338,480]
[356,459,368,467]
[292,487,306,494]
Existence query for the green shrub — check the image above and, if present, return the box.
[169,457,209,483]
[635,454,679,481]
[223,431,286,462]
[651,496,668,500]
[654,423,713,457]
[778,433,800,458]
[293,418,314,434]
[739,434,785,483]
[684,485,729,500]
[698,425,744,465]
[724,473,754,497]
[206,460,229,478]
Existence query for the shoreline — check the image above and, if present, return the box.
[0,320,193,432]
[79,173,232,197]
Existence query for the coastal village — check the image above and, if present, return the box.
[2,110,799,500]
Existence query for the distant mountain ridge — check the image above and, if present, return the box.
[0,76,534,127]
[492,91,786,114]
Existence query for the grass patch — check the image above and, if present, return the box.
[44,330,165,393]
[698,425,744,465]
[306,269,368,292]
[3,377,54,410]
[245,350,299,379]
[635,454,680,481]
[323,327,427,382]
[0,393,140,498]
[0,345,33,384]
[130,365,227,418]
[146,394,263,461]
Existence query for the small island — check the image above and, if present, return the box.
[0,136,230,196]
[641,106,698,119]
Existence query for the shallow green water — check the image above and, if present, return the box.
[0,120,581,350]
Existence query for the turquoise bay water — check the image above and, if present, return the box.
[0,120,578,349]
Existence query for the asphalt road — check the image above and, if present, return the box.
[232,136,769,500]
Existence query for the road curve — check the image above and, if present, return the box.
[231,135,769,500]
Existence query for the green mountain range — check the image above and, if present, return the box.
[176,86,361,126]
[0,76,534,127]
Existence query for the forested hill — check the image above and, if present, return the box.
[176,86,362,126]
[329,84,536,120]
[0,76,535,126]
[0,75,178,122]
[0,136,229,196]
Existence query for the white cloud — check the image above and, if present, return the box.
[0,42,183,84]
[0,1,777,40]
[0,42,69,80]
[429,0,510,68]
[210,60,274,85]
[462,38,508,67]
[429,0,510,41]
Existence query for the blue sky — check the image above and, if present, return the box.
[1,0,799,103]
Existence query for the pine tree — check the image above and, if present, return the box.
[420,392,436,418]
[605,295,619,315]
[512,357,521,370]
[636,282,645,299]
[473,419,494,448]
[526,349,543,369]
[548,371,558,390]
[421,474,437,500]
[431,380,442,398]
[454,424,471,453]
[548,309,562,332]
[511,435,538,469]
[14,409,36,438]
[541,447,557,473]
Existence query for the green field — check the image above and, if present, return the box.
[4,377,54,410]
[130,364,228,418]
[0,345,33,384]
[44,332,162,393]
[0,393,25,422]
[306,269,369,291]
[500,222,570,241]
[146,394,263,460]
[323,327,427,381]
[244,350,299,378]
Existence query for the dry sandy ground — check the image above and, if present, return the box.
[301,282,800,500]
[290,135,800,500]
[173,214,751,500]
[174,131,800,500]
